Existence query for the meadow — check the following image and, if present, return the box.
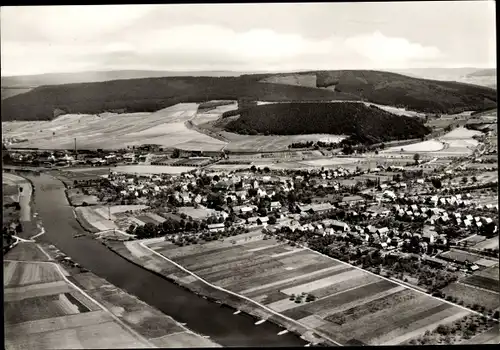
[382,127,481,157]
[3,103,226,151]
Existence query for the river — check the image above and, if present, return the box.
[25,172,307,347]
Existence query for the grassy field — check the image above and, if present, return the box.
[123,231,474,345]
[4,242,51,261]
[3,103,226,151]
[74,204,148,232]
[461,275,499,293]
[461,264,499,293]
[461,325,500,344]
[221,131,346,152]
[75,206,117,231]
[177,206,217,220]
[113,165,195,175]
[66,188,99,206]
[442,282,500,310]
[439,249,483,263]
[4,261,63,287]
[473,237,499,250]
[382,140,445,153]
[382,127,481,157]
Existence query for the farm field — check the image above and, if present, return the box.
[461,325,500,344]
[113,165,194,175]
[461,264,500,293]
[4,242,50,261]
[177,206,217,219]
[441,282,500,310]
[127,231,474,345]
[75,205,150,232]
[382,140,445,153]
[4,261,63,288]
[439,249,483,263]
[382,127,481,157]
[75,206,117,231]
[3,103,226,151]
[194,101,238,124]
[66,188,99,206]
[461,274,499,293]
[3,253,153,349]
[473,236,499,250]
[5,242,219,349]
[220,131,346,152]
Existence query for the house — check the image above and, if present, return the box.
[377,227,389,235]
[262,175,272,183]
[383,190,396,200]
[342,195,364,205]
[331,220,350,232]
[270,201,282,210]
[423,256,448,268]
[310,203,335,213]
[257,188,267,197]
[215,181,231,191]
[256,217,269,225]
[422,226,437,243]
[208,223,225,233]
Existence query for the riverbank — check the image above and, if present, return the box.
[16,171,307,347]
[106,239,331,346]
[4,241,221,348]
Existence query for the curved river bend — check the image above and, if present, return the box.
[26,173,307,347]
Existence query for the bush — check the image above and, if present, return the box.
[436,325,450,335]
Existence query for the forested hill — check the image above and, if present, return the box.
[224,102,431,144]
[2,70,496,121]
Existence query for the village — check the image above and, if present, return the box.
[34,140,492,303]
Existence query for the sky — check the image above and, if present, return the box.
[0,2,496,76]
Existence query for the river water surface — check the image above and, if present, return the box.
[26,173,307,347]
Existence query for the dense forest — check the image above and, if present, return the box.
[2,70,496,121]
[1,76,350,121]
[224,102,431,144]
[244,70,497,114]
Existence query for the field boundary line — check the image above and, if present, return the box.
[456,281,500,295]
[31,224,46,240]
[5,257,157,348]
[297,244,488,319]
[36,244,54,260]
[139,240,342,346]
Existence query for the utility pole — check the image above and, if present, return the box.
[74,138,77,159]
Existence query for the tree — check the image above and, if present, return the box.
[461,176,468,184]
[172,149,180,158]
[268,215,277,225]
[126,224,135,235]
[143,222,156,237]
[413,153,420,163]
[305,294,316,302]
[431,178,442,189]
[436,325,450,335]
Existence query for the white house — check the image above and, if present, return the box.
[208,223,225,233]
